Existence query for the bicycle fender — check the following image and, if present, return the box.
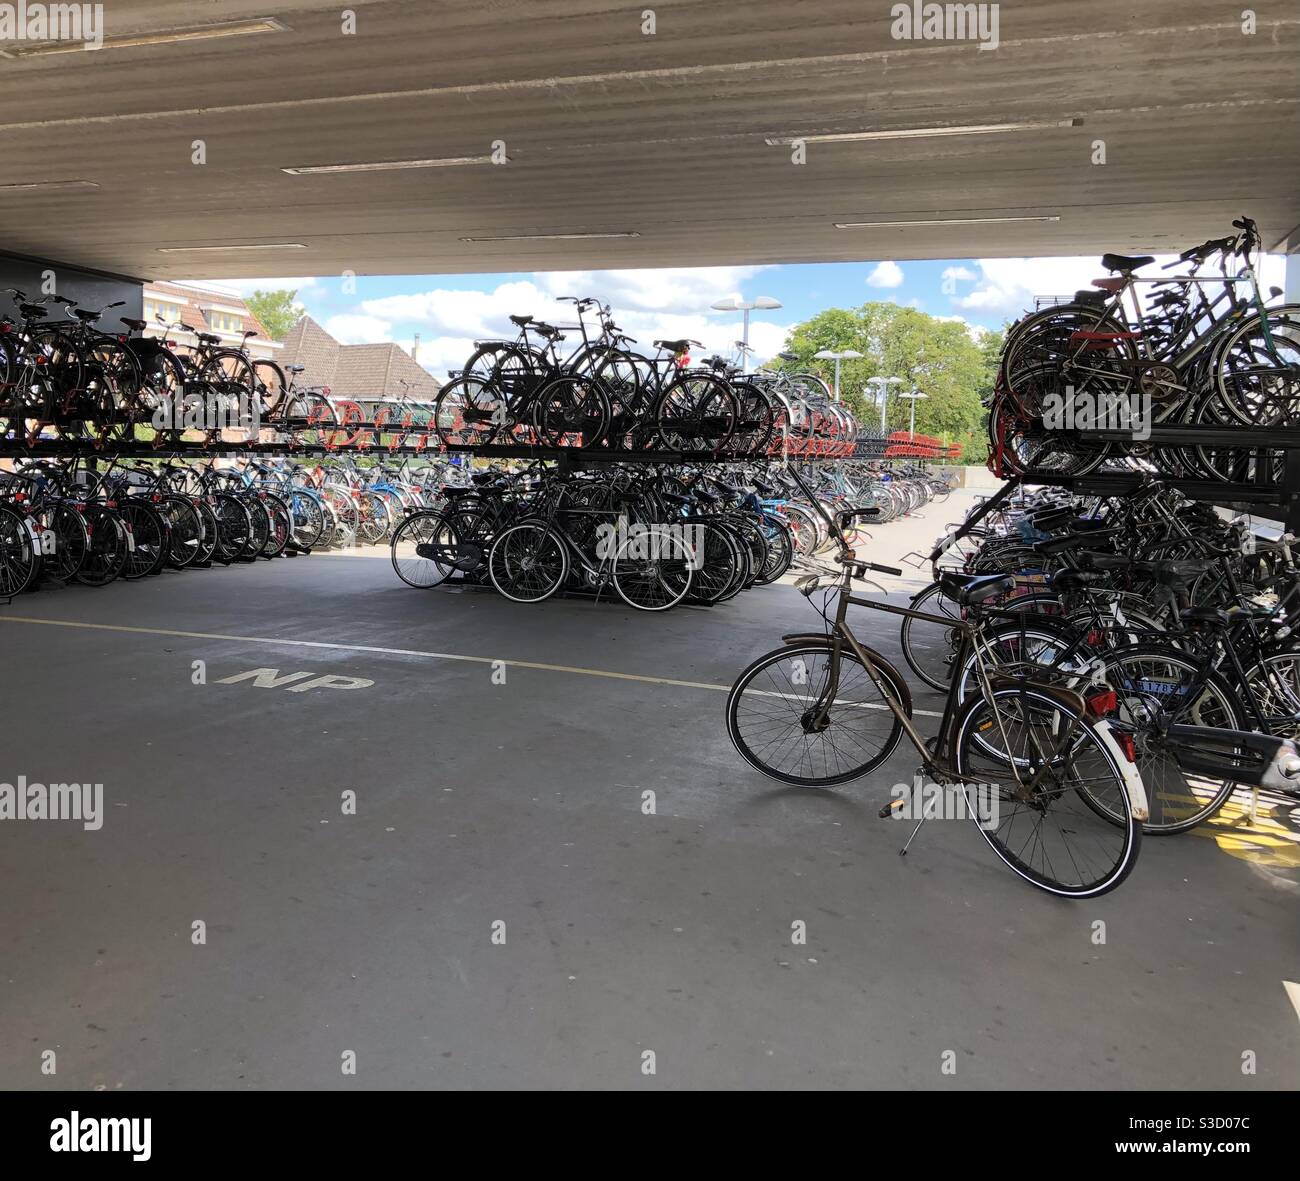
[781,632,833,645]
[1094,719,1150,823]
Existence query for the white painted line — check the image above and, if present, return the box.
[0,614,943,715]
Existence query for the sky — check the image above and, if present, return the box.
[198,253,1289,381]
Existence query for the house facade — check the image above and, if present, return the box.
[140,280,282,361]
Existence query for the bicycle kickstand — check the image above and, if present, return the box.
[878,796,928,857]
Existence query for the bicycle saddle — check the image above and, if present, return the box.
[1049,569,1108,592]
[19,303,47,317]
[286,364,305,374]
[509,315,532,327]
[1178,605,1229,627]
[196,332,220,344]
[939,571,1016,606]
[1032,529,1122,556]
[121,317,148,331]
[1136,559,1212,584]
[1101,253,1155,274]
[778,351,799,362]
[654,339,693,352]
[72,308,100,321]
[1078,551,1132,571]
[1225,602,1276,622]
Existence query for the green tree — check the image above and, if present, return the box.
[774,302,1001,460]
[246,289,304,341]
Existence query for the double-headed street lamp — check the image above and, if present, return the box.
[898,389,928,438]
[710,295,782,373]
[813,348,862,401]
[865,375,903,433]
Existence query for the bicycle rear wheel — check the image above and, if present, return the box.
[390,511,462,589]
[952,684,1142,897]
[488,522,568,602]
[289,490,326,550]
[120,499,169,579]
[0,505,41,596]
[612,527,693,611]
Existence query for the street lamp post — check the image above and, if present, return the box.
[898,390,928,438]
[709,295,782,374]
[865,375,903,433]
[813,349,863,401]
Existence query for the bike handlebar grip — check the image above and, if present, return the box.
[871,562,903,577]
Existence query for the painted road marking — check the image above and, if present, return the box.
[1285,981,1300,1027]
[1189,790,1300,869]
[0,614,944,716]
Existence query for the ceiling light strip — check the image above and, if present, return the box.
[157,243,308,253]
[459,232,641,242]
[766,118,1082,145]
[834,216,1061,228]
[4,17,287,58]
[282,157,494,175]
[0,179,99,192]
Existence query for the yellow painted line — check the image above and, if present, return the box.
[0,613,942,713]
[1190,792,1300,869]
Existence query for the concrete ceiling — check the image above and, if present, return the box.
[0,0,1296,279]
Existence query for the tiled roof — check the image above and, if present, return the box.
[145,280,273,341]
[280,316,341,388]
[278,316,441,400]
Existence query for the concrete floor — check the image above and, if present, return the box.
[1,496,1298,1090]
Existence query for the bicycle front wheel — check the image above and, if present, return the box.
[952,685,1142,897]
[726,642,911,787]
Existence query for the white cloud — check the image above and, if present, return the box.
[192,276,323,299]
[941,265,978,283]
[934,313,988,341]
[406,335,479,378]
[324,313,392,343]
[538,265,772,312]
[954,254,1290,318]
[867,260,905,288]
[346,267,791,372]
[953,257,1108,315]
